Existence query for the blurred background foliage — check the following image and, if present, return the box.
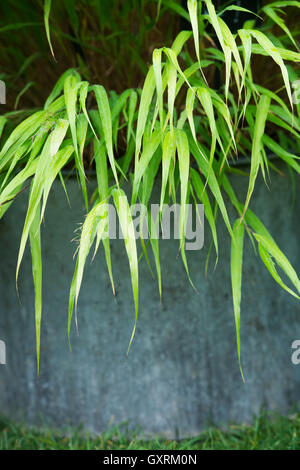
[0,0,181,109]
[1,0,299,112]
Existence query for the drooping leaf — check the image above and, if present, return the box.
[29,201,42,373]
[44,0,56,60]
[258,242,300,300]
[242,95,271,218]
[93,85,119,187]
[112,188,139,355]
[231,219,245,381]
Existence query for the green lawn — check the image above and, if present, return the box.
[1,411,300,450]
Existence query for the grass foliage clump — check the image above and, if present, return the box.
[1,411,300,450]
[0,0,300,373]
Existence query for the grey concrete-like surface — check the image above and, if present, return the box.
[0,164,300,437]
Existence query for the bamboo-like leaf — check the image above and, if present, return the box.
[40,144,74,221]
[153,48,164,133]
[132,129,161,204]
[16,120,69,283]
[0,160,38,215]
[224,45,232,101]
[139,150,162,297]
[263,5,299,50]
[175,128,189,246]
[0,110,47,169]
[204,0,225,51]
[135,66,156,164]
[217,17,244,92]
[250,43,300,62]
[242,95,271,218]
[263,135,300,175]
[14,81,35,109]
[166,62,177,133]
[0,117,7,140]
[250,30,293,108]
[190,169,218,260]
[253,232,300,294]
[93,85,119,187]
[64,75,80,157]
[186,87,197,144]
[229,202,300,296]
[188,0,200,63]
[0,143,30,190]
[76,114,88,161]
[197,87,223,165]
[127,90,138,144]
[258,242,300,300]
[44,0,56,60]
[68,257,78,343]
[29,201,42,373]
[212,98,236,152]
[94,139,115,295]
[188,135,233,237]
[171,30,192,56]
[160,131,175,211]
[238,29,252,91]
[64,75,88,209]
[44,69,80,109]
[219,4,262,18]
[79,81,97,139]
[75,201,109,311]
[188,0,207,83]
[267,1,300,6]
[231,219,245,381]
[112,188,139,355]
[175,128,194,286]
[162,0,191,21]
